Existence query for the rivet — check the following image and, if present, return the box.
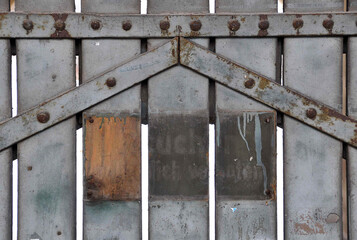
[228,19,240,32]
[190,20,202,31]
[258,20,269,30]
[323,19,334,31]
[265,189,271,196]
[91,20,101,30]
[292,18,304,30]
[160,20,170,31]
[22,19,34,31]
[27,166,32,171]
[54,19,66,31]
[37,111,50,123]
[88,117,94,123]
[57,231,62,236]
[306,108,317,119]
[122,20,132,31]
[326,213,340,223]
[105,77,116,88]
[244,78,255,89]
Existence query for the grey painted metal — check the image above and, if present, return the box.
[0,19,11,239]
[0,12,357,38]
[148,37,209,239]
[348,38,357,240]
[285,0,343,12]
[16,0,76,237]
[179,38,357,148]
[0,38,178,151]
[216,200,276,239]
[216,0,277,236]
[284,37,343,238]
[147,0,209,236]
[83,201,141,239]
[81,0,142,238]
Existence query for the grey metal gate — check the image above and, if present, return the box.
[0,0,356,239]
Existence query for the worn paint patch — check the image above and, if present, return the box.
[84,115,141,201]
[293,213,325,235]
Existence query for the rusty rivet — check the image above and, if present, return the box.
[54,19,66,31]
[258,20,269,30]
[306,108,317,119]
[37,111,50,123]
[265,189,271,196]
[122,20,132,31]
[160,20,170,31]
[190,20,202,31]
[57,231,62,236]
[228,19,240,32]
[22,19,34,31]
[323,18,334,31]
[292,18,304,29]
[91,20,101,30]
[88,117,94,123]
[244,78,255,89]
[106,77,116,88]
[27,166,32,171]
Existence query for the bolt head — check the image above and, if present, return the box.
[190,20,202,31]
[292,18,304,29]
[54,19,66,31]
[37,111,50,123]
[122,20,132,31]
[323,19,334,31]
[258,20,269,30]
[91,20,101,30]
[265,189,271,196]
[160,20,170,31]
[106,77,116,88]
[306,108,317,119]
[244,78,255,89]
[23,19,34,31]
[228,19,240,32]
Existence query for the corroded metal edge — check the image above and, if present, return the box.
[0,12,357,38]
[179,37,357,148]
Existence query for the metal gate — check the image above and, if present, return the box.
[0,0,357,239]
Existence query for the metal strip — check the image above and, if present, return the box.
[179,37,357,148]
[0,12,356,38]
[0,38,178,151]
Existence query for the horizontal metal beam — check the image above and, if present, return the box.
[0,12,357,38]
[0,38,178,151]
[179,37,357,148]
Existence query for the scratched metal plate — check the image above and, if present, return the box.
[216,200,276,240]
[216,111,276,199]
[149,200,208,239]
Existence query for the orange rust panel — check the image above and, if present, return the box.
[84,115,141,201]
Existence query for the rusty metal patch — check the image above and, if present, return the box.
[84,115,141,201]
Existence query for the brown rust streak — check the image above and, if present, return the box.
[50,13,71,38]
[84,115,141,201]
[293,214,325,235]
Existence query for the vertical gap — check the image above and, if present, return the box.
[342,49,348,240]
[278,0,283,12]
[10,0,14,11]
[209,38,216,125]
[75,0,81,13]
[141,124,149,240]
[76,128,83,240]
[209,0,215,13]
[277,127,284,240]
[209,124,215,240]
[141,0,147,14]
[11,55,17,240]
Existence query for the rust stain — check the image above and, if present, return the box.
[50,14,71,38]
[257,78,272,90]
[293,214,325,235]
[84,115,141,201]
[0,13,8,30]
[179,38,195,65]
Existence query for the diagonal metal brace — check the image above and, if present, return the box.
[0,37,179,151]
[179,37,357,147]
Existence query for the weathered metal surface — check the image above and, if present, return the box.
[215,0,278,232]
[82,0,140,14]
[348,37,357,240]
[285,0,343,12]
[0,18,11,238]
[16,0,77,236]
[216,200,276,239]
[147,0,210,232]
[0,38,178,151]
[179,37,357,148]
[83,201,141,240]
[84,115,141,201]
[216,112,276,199]
[149,200,209,239]
[0,13,356,38]
[284,36,343,239]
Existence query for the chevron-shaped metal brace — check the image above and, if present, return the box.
[0,37,356,151]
